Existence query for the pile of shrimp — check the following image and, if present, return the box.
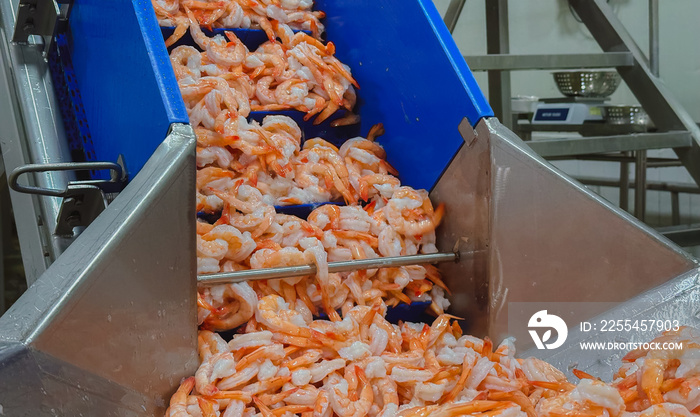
[610,326,700,414]
[165,1,700,416]
[172,20,357,127]
[176,1,449,334]
[169,295,554,417]
[197,183,447,331]
[154,0,324,47]
[167,318,700,417]
[195,128,389,211]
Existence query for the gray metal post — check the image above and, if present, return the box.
[444,0,466,34]
[0,173,5,314]
[635,150,647,221]
[671,191,680,226]
[485,0,512,128]
[649,0,659,77]
[620,151,630,212]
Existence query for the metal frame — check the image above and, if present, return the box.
[648,0,659,77]
[658,225,700,248]
[527,131,692,158]
[576,176,700,228]
[443,0,466,33]
[465,52,634,71]
[449,0,699,226]
[569,0,700,185]
[0,0,76,284]
[485,0,511,129]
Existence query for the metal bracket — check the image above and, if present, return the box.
[458,118,479,147]
[8,160,127,236]
[12,0,71,57]
[54,184,108,236]
[12,0,59,43]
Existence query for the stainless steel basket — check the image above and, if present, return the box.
[601,105,653,127]
[553,70,621,97]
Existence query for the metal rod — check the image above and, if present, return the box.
[198,252,460,285]
[548,154,682,166]
[620,151,630,212]
[464,52,634,71]
[575,176,700,195]
[444,0,466,33]
[648,161,684,168]
[635,150,647,221]
[649,0,659,77]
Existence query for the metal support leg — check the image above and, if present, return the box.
[444,0,466,33]
[671,191,680,226]
[620,151,630,212]
[485,0,512,129]
[648,0,659,77]
[635,150,647,221]
[0,173,5,314]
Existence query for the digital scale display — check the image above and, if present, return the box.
[531,101,605,125]
[534,108,570,122]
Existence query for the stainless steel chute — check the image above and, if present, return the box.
[1,117,697,415]
[0,0,698,414]
[432,117,697,345]
[527,267,700,381]
[0,125,198,416]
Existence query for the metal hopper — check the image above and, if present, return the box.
[0,0,698,415]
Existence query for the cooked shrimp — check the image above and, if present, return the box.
[255,295,311,337]
[166,377,195,417]
[329,366,373,417]
[188,9,247,69]
[384,187,444,237]
[200,282,257,331]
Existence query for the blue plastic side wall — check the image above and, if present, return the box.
[67,0,188,179]
[316,0,493,190]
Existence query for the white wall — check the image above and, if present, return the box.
[433,0,700,234]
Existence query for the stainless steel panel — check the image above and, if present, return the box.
[485,118,696,344]
[465,52,634,71]
[431,118,696,347]
[431,118,492,336]
[0,341,152,416]
[527,267,700,381]
[0,124,197,416]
